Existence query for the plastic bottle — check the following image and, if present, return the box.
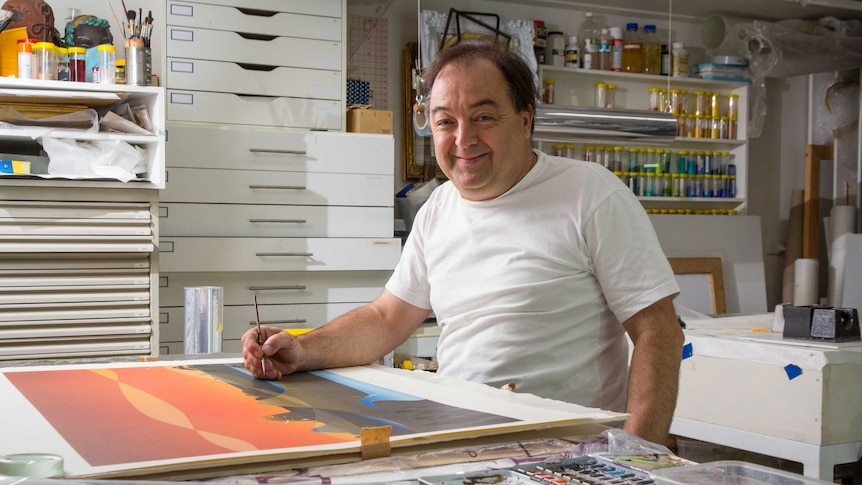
[672,42,689,78]
[621,23,642,73]
[579,12,599,70]
[661,44,670,76]
[641,24,661,75]
[597,28,611,71]
[17,39,36,79]
[609,27,623,72]
[546,31,565,67]
[564,35,580,69]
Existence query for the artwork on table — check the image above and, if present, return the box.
[0,359,623,479]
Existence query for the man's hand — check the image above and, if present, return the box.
[241,326,302,380]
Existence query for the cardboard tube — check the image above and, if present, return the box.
[828,205,857,306]
[783,190,805,304]
[793,258,819,306]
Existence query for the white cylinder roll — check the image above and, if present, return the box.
[793,258,819,306]
[828,205,857,306]
[184,286,224,354]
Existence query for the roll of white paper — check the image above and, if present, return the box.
[793,258,819,306]
[828,205,857,306]
[184,286,224,354]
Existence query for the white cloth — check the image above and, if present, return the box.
[385,150,679,410]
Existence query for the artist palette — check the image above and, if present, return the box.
[419,456,656,485]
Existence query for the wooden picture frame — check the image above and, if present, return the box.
[668,257,727,315]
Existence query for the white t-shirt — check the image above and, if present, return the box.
[385,150,679,411]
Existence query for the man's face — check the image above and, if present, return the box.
[428,57,534,201]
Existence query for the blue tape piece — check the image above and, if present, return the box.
[784,364,802,380]
[681,342,693,360]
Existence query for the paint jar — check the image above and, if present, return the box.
[728,116,738,139]
[566,144,576,159]
[542,78,555,104]
[727,93,739,119]
[605,84,616,108]
[596,146,607,168]
[552,143,565,157]
[595,82,608,108]
[693,90,707,117]
[583,145,595,163]
[718,116,728,139]
[611,146,623,171]
[710,116,720,139]
[33,41,55,80]
[68,46,86,82]
[627,148,639,172]
[115,58,126,84]
[709,92,721,118]
[648,87,660,111]
[56,47,70,81]
[97,44,116,84]
[17,39,36,79]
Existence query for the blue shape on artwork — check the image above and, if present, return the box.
[311,370,423,409]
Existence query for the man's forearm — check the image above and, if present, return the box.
[623,297,684,444]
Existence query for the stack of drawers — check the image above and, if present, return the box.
[165,0,343,130]
[159,1,400,354]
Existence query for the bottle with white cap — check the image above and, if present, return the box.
[564,35,580,69]
[610,27,623,72]
[672,42,689,77]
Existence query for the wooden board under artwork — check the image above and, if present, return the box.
[0,359,624,479]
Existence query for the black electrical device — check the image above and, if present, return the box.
[782,305,861,342]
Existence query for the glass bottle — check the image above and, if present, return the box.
[671,42,689,78]
[641,25,661,75]
[621,23,642,73]
[610,27,623,72]
[56,47,70,81]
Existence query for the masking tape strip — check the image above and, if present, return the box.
[360,425,392,460]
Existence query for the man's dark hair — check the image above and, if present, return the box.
[421,42,539,125]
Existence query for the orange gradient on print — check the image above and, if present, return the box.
[6,366,356,466]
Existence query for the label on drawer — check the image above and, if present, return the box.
[169,3,194,16]
[170,60,195,73]
[170,28,194,42]
[170,92,194,105]
[370,239,400,247]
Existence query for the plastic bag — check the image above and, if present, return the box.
[42,137,146,182]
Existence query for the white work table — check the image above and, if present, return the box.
[670,326,862,481]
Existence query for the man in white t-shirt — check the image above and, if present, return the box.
[243,42,684,444]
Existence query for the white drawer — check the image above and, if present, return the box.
[159,301,363,342]
[162,168,392,206]
[166,124,394,175]
[167,2,341,41]
[166,58,341,100]
[159,203,392,238]
[159,237,401,272]
[170,0,342,18]
[159,270,388,306]
[167,90,341,129]
[166,27,340,70]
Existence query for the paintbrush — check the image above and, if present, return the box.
[126,9,136,38]
[105,0,125,40]
[253,294,266,375]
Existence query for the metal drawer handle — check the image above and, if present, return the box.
[249,148,307,155]
[248,319,308,326]
[248,185,306,190]
[249,219,307,224]
[255,252,313,257]
[248,285,307,291]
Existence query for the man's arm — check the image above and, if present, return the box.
[621,295,684,444]
[243,290,430,379]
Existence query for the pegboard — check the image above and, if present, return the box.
[348,15,388,107]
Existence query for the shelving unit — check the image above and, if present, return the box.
[537,65,750,212]
[0,78,165,361]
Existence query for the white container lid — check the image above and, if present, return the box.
[0,453,64,478]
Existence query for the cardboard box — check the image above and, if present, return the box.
[347,109,392,134]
